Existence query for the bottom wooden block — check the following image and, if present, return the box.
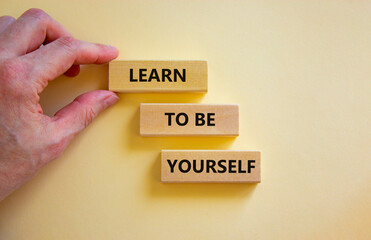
[161,150,261,183]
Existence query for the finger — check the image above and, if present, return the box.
[0,8,71,57]
[22,36,118,92]
[64,65,80,77]
[53,90,119,141]
[0,16,15,33]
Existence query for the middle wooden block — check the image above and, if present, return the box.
[140,103,239,136]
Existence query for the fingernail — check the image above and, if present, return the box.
[103,93,119,107]
[106,45,118,51]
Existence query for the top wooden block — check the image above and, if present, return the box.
[109,60,208,93]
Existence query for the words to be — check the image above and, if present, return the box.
[165,112,215,126]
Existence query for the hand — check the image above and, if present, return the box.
[0,9,119,201]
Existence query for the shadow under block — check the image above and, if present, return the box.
[161,150,261,183]
[109,60,207,92]
[140,103,239,136]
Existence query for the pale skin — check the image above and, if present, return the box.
[0,9,119,201]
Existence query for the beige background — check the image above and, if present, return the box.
[0,1,370,239]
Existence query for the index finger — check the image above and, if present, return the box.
[22,36,118,93]
[0,8,71,58]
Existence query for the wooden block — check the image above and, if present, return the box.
[161,150,261,183]
[109,60,207,92]
[140,103,239,136]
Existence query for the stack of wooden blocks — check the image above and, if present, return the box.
[109,60,261,183]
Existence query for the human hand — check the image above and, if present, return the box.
[0,9,119,201]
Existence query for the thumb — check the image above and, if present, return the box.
[53,90,118,140]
